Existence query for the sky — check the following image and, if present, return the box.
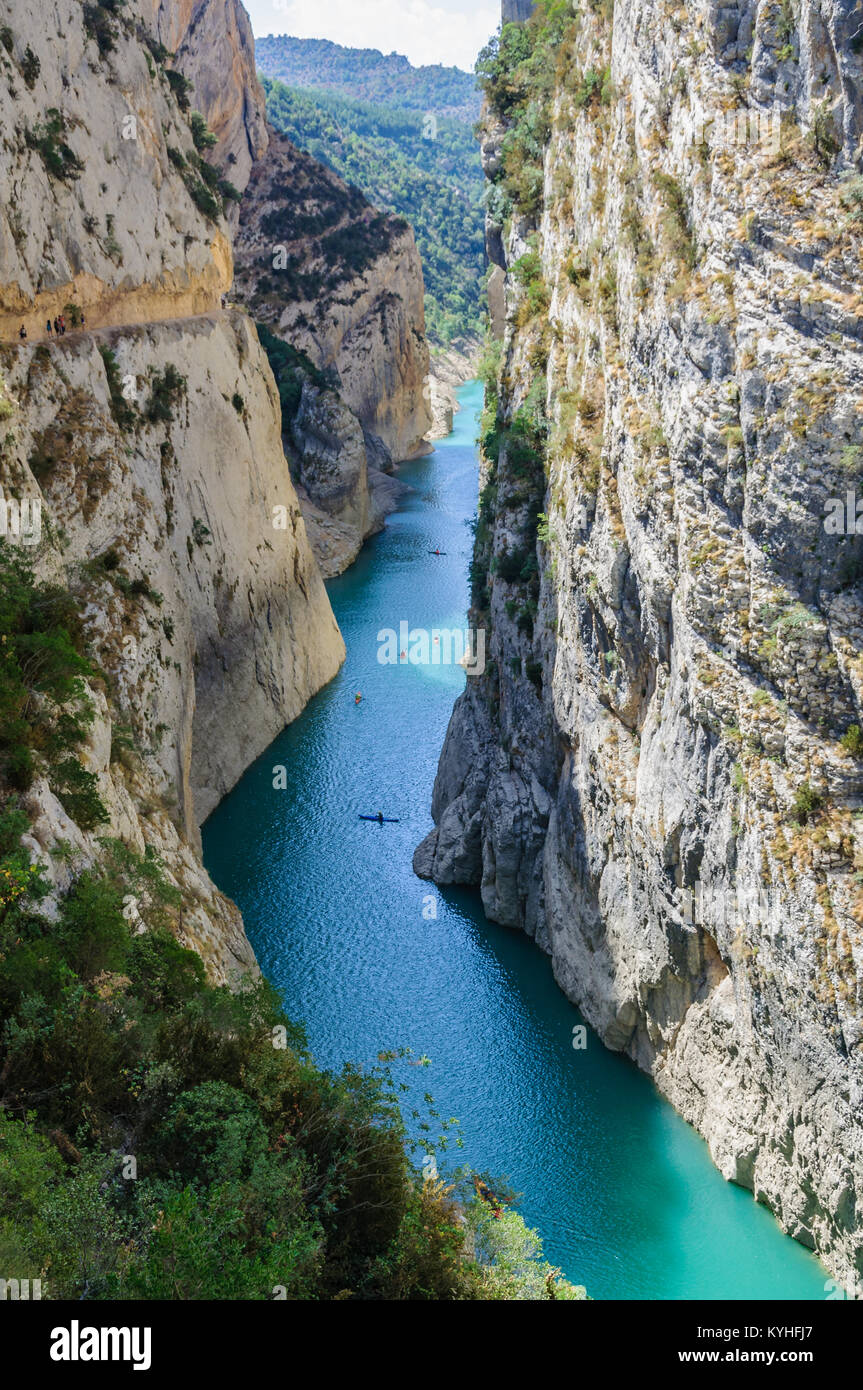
[242,0,500,73]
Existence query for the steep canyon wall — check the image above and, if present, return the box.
[418,0,863,1289]
[0,0,345,979]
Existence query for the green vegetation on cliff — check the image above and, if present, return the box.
[478,0,605,221]
[260,74,485,346]
[255,321,336,428]
[235,137,412,328]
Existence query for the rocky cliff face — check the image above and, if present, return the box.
[287,374,409,577]
[230,127,433,574]
[148,0,268,201]
[0,0,234,337]
[0,0,344,980]
[139,7,427,576]
[418,0,863,1288]
[233,131,432,464]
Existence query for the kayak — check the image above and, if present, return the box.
[358,815,399,823]
[428,550,447,555]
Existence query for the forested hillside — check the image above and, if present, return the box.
[255,35,481,121]
[259,64,485,347]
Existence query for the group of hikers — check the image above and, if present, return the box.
[18,310,84,341]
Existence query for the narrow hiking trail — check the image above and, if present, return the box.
[2,305,226,347]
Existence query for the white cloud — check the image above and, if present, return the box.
[270,0,499,72]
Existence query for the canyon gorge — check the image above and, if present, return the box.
[0,0,433,977]
[417,0,863,1291]
[0,0,861,1305]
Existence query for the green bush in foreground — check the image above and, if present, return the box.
[0,919,585,1299]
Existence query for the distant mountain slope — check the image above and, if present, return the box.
[255,34,482,122]
[261,75,485,346]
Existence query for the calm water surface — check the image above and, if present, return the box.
[204,382,827,1300]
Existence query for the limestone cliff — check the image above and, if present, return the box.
[0,0,344,981]
[427,338,483,440]
[418,0,863,1289]
[233,131,432,464]
[287,373,409,577]
[141,6,426,576]
[0,0,233,337]
[148,0,268,200]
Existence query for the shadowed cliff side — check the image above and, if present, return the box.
[233,130,432,464]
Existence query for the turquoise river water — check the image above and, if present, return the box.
[203,381,828,1300]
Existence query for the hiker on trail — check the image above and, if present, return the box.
[53,318,59,335]
[59,315,65,336]
[18,325,26,339]
[80,312,85,329]
[46,320,52,335]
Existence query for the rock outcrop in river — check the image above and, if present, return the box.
[0,0,345,979]
[417,0,863,1290]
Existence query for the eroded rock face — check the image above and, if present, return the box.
[419,0,863,1287]
[0,0,344,981]
[288,375,410,572]
[291,379,373,538]
[0,0,233,336]
[148,0,268,196]
[426,339,481,440]
[233,131,433,462]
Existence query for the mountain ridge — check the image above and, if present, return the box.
[255,33,482,121]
